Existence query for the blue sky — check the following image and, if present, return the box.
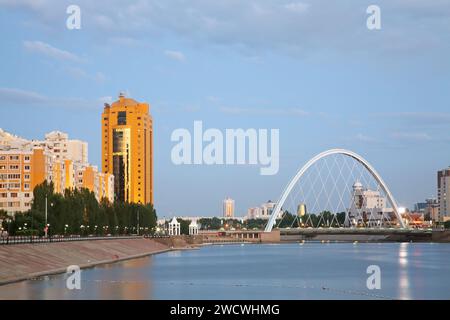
[1,0,450,217]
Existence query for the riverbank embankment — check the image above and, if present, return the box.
[0,237,199,285]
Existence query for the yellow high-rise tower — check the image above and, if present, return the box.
[101,93,153,204]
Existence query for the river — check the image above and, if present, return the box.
[1,242,449,299]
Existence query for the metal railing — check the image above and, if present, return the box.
[0,234,169,245]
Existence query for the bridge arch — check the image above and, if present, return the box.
[264,149,406,232]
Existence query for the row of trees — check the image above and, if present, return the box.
[0,181,157,236]
[194,211,347,231]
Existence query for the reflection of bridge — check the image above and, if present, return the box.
[265,149,407,232]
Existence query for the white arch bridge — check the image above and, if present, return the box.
[264,149,407,232]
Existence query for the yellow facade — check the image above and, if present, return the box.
[0,148,46,212]
[64,159,73,190]
[30,148,46,190]
[82,166,95,191]
[101,94,153,204]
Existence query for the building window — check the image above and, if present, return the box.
[118,111,127,125]
[24,156,30,162]
[10,193,18,198]
[9,156,19,161]
[25,193,30,198]
[9,165,19,170]
[0,165,5,170]
[24,183,30,190]
[24,174,30,180]
[0,156,5,161]
[24,165,30,171]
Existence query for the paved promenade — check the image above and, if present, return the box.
[0,238,171,285]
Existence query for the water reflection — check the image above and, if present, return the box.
[1,243,449,300]
[397,243,411,300]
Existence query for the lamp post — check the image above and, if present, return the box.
[137,209,140,236]
[45,194,48,237]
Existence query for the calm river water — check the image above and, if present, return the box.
[1,242,449,300]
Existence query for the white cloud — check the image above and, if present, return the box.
[355,133,378,143]
[0,87,46,104]
[284,2,309,13]
[164,50,186,62]
[62,67,107,83]
[391,132,433,142]
[220,106,309,117]
[23,40,82,63]
[3,1,450,61]
[372,112,450,127]
[0,87,107,109]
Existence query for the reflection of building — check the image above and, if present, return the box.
[223,197,235,218]
[346,181,393,227]
[438,168,450,221]
[102,94,153,204]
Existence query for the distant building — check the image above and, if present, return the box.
[223,197,235,218]
[346,181,393,227]
[438,168,450,221]
[247,207,262,219]
[32,131,88,165]
[246,200,280,220]
[261,200,277,219]
[297,203,307,217]
[414,202,427,213]
[424,198,439,222]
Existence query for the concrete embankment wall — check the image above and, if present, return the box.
[0,238,171,285]
[152,235,204,247]
[432,230,450,242]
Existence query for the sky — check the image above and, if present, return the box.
[1,0,450,218]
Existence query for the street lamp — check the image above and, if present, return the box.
[44,195,53,237]
[137,209,140,236]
